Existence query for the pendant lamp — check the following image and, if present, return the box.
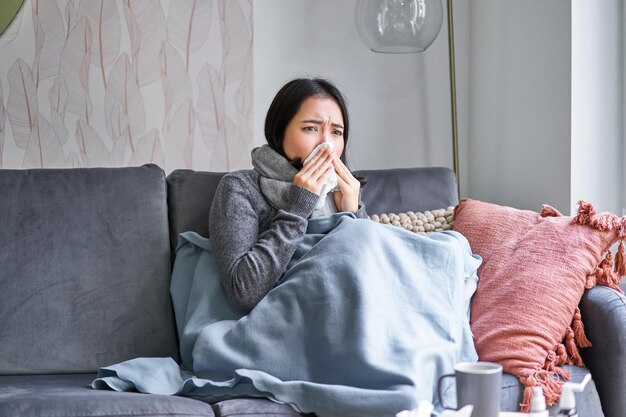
[355,0,443,53]
[355,0,460,195]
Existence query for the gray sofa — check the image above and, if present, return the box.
[0,164,620,417]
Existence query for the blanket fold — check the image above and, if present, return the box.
[92,213,481,417]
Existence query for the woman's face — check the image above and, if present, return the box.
[282,96,345,166]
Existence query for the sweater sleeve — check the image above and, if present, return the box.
[355,202,368,219]
[354,195,369,219]
[355,190,368,219]
[208,174,319,312]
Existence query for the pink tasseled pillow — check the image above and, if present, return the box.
[453,199,626,412]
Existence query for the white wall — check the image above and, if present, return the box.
[254,1,583,213]
[465,0,572,212]
[253,0,468,174]
[464,0,625,215]
[572,0,624,215]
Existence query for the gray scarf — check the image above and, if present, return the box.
[251,145,336,217]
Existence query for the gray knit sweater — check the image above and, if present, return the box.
[208,169,368,312]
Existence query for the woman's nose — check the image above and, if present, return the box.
[316,136,332,151]
[320,129,331,143]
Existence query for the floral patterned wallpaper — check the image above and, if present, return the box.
[0,0,253,172]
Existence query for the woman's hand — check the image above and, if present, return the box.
[332,154,360,213]
[293,147,333,195]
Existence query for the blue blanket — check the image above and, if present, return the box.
[92,213,481,417]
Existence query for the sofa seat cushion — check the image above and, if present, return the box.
[500,366,603,416]
[0,374,214,417]
[212,398,311,417]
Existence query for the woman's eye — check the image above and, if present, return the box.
[333,130,343,136]
[303,126,317,132]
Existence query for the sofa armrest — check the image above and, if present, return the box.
[579,285,626,417]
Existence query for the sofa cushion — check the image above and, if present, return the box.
[165,167,458,252]
[453,198,621,410]
[0,374,214,417]
[212,398,311,417]
[167,169,226,249]
[354,167,458,214]
[211,369,603,416]
[0,165,178,374]
[500,366,603,415]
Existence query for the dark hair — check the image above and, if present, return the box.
[264,78,350,166]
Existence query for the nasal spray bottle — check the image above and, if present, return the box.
[529,386,548,417]
[556,373,592,417]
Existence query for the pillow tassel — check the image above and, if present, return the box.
[571,307,592,348]
[543,350,569,379]
[555,343,568,366]
[519,369,563,412]
[519,371,539,411]
[614,241,626,277]
[590,212,620,231]
[573,201,626,292]
[619,218,626,239]
[610,270,623,290]
[564,327,584,367]
[584,273,597,289]
[543,350,557,371]
[543,371,562,401]
[574,201,626,237]
[553,365,569,380]
[595,251,624,294]
[540,204,563,217]
[573,200,596,225]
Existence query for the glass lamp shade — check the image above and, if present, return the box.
[355,0,443,53]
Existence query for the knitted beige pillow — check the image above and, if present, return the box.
[368,206,455,234]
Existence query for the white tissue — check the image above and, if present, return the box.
[395,401,433,417]
[303,142,338,208]
[395,403,474,417]
[438,406,474,417]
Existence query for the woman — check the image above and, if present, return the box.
[94,78,481,417]
[209,78,368,312]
